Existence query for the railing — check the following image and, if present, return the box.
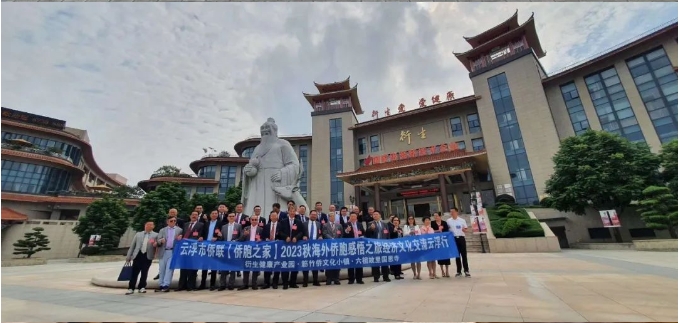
[201,152,235,159]
[1,142,74,164]
[46,190,143,199]
[548,18,678,76]
[149,173,196,179]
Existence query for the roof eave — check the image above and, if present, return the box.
[463,9,519,47]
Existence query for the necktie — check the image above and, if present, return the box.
[270,223,276,241]
[290,220,294,234]
[184,223,193,238]
[228,224,233,241]
[311,222,316,240]
[141,233,148,254]
[353,223,358,238]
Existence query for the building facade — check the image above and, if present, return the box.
[142,12,677,244]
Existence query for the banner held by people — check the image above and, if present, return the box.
[170,232,458,272]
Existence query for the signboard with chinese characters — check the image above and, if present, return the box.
[398,188,440,198]
[1,107,66,130]
[470,192,487,217]
[365,142,464,166]
[600,210,621,228]
[170,233,459,271]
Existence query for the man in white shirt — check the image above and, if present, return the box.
[302,210,322,287]
[218,212,241,291]
[238,215,263,290]
[446,207,470,277]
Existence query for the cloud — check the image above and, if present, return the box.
[2,3,676,185]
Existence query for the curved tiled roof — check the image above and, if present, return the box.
[1,208,29,221]
[463,10,519,48]
[314,76,351,93]
[1,192,140,206]
[1,120,124,187]
[189,156,249,174]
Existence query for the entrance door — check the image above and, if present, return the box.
[413,203,431,218]
[550,226,569,249]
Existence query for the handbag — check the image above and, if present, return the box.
[117,262,133,281]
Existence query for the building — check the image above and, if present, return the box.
[142,12,677,245]
[2,107,139,222]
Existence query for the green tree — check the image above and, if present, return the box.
[187,193,220,216]
[13,227,51,258]
[659,140,677,197]
[638,186,678,238]
[132,182,189,231]
[546,130,660,216]
[224,182,242,210]
[73,197,130,253]
[153,165,182,177]
[110,185,145,199]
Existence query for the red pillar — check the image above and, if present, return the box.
[439,174,449,213]
[374,184,381,214]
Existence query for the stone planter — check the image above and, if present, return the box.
[633,239,678,251]
[2,257,47,267]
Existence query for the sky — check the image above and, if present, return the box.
[2,2,677,185]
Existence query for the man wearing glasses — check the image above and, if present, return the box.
[155,215,183,292]
[218,212,241,290]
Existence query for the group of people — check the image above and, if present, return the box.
[124,200,472,295]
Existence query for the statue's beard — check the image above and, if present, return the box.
[261,134,276,145]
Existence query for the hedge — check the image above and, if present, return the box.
[487,204,545,238]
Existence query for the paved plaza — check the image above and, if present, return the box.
[2,250,677,322]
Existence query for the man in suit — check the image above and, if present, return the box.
[338,206,350,225]
[262,210,283,289]
[199,210,222,290]
[125,221,158,295]
[218,212,241,290]
[252,205,267,226]
[343,212,365,284]
[314,202,329,225]
[366,210,391,283]
[363,206,375,226]
[238,215,263,290]
[195,205,208,223]
[296,205,309,224]
[233,203,248,278]
[322,212,342,285]
[176,212,204,291]
[279,200,296,221]
[153,208,183,281]
[216,203,229,224]
[155,216,183,292]
[281,208,305,289]
[302,210,322,287]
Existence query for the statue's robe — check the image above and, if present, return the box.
[242,138,301,221]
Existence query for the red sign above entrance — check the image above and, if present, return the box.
[399,188,440,198]
[365,142,462,166]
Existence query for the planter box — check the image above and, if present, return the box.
[487,236,561,253]
[2,257,47,267]
[633,239,678,251]
[570,243,634,250]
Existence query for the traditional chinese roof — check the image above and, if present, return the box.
[137,176,219,192]
[543,20,678,83]
[1,192,140,206]
[463,10,519,48]
[337,149,487,178]
[303,84,364,115]
[1,119,126,187]
[349,95,478,130]
[454,13,545,72]
[314,76,352,93]
[189,156,249,174]
[1,208,29,221]
[233,135,313,157]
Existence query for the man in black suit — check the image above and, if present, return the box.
[199,210,223,290]
[314,202,330,225]
[338,206,350,225]
[233,203,248,278]
[176,211,204,291]
[366,210,391,283]
[302,210,322,287]
[216,203,229,223]
[343,212,365,284]
[195,205,208,223]
[281,208,305,289]
[362,206,375,226]
[252,205,267,226]
[262,210,283,289]
[279,200,295,221]
[296,205,309,224]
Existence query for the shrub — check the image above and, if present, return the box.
[501,218,524,237]
[495,204,514,218]
[496,194,516,205]
[507,211,528,219]
[539,197,554,208]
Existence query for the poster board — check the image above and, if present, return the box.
[471,215,487,234]
[600,210,621,228]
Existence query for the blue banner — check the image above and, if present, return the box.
[170,232,459,272]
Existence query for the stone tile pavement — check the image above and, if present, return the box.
[2,250,677,322]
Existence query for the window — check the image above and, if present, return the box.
[471,138,484,151]
[560,82,590,135]
[197,165,216,179]
[450,117,464,137]
[358,137,367,155]
[585,67,645,143]
[359,158,365,167]
[299,144,308,199]
[195,186,215,195]
[241,147,255,158]
[456,140,466,151]
[218,166,237,200]
[183,186,194,199]
[1,160,71,194]
[330,118,344,207]
[467,113,481,134]
[1,131,83,166]
[626,47,678,143]
[370,135,380,152]
[487,72,539,205]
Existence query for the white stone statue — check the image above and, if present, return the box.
[242,118,309,220]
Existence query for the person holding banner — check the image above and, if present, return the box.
[322,212,342,285]
[200,210,222,290]
[176,212,204,292]
[281,208,305,289]
[420,217,438,279]
[262,210,283,289]
[237,215,264,290]
[403,215,422,280]
[125,221,158,295]
[342,212,365,284]
[388,217,404,280]
[366,210,391,283]
[218,212,241,291]
[155,216,183,293]
[447,208,471,278]
[431,212,451,278]
[302,210,323,287]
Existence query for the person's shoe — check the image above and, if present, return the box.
[218,287,226,291]
[125,289,134,295]
[209,287,217,291]
[455,273,462,277]
[162,288,170,293]
[373,278,380,282]
[139,288,147,293]
[272,285,278,289]
[302,283,308,287]
[252,286,259,290]
[357,281,365,284]
[384,278,391,282]
[334,281,341,285]
[261,284,270,290]
[348,280,355,285]
[154,287,163,292]
[465,272,471,278]
[197,285,206,290]
[153,274,159,280]
[175,288,185,292]
[313,282,321,286]
[228,287,235,291]
[326,281,332,285]
[290,285,299,288]
[283,285,289,290]
[237,286,249,291]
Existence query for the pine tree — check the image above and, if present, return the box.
[13,227,51,258]
[638,186,678,238]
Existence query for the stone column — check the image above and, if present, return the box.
[374,184,381,212]
[439,174,450,212]
[354,185,361,207]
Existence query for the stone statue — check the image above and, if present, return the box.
[242,118,309,220]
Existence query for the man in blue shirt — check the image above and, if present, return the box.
[199,210,222,290]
